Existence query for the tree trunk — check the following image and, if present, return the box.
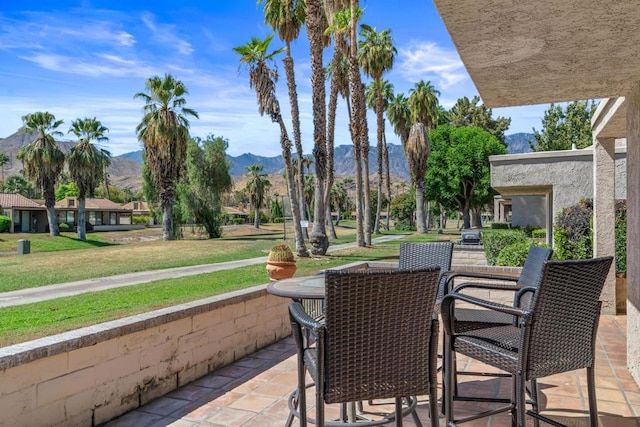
[461,200,471,230]
[415,182,427,233]
[359,82,372,245]
[278,117,309,257]
[374,85,384,234]
[44,193,59,236]
[162,203,173,241]
[254,205,260,228]
[384,135,391,231]
[306,0,329,255]
[77,196,86,240]
[325,49,340,241]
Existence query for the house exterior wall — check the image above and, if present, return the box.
[0,286,290,427]
[491,147,627,218]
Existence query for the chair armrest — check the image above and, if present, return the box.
[441,293,529,337]
[514,286,536,307]
[445,272,519,293]
[451,281,522,294]
[289,302,324,332]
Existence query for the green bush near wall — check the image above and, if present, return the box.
[490,222,510,229]
[496,241,552,267]
[482,229,528,266]
[0,215,11,232]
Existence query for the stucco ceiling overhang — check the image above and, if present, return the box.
[432,1,640,111]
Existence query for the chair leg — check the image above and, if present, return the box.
[429,378,439,427]
[587,366,599,427]
[316,380,324,427]
[530,379,540,427]
[395,397,403,427]
[516,371,526,427]
[444,337,455,426]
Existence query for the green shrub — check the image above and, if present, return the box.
[482,229,528,266]
[615,200,627,274]
[59,223,71,232]
[233,217,244,225]
[490,222,510,230]
[393,219,416,231]
[132,215,149,225]
[272,217,285,224]
[496,241,533,267]
[0,215,11,232]
[554,199,593,260]
[531,228,546,239]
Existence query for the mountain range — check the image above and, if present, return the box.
[0,132,533,192]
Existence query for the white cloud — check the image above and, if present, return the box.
[20,53,160,78]
[140,13,193,56]
[397,41,468,89]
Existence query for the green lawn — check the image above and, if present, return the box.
[0,225,452,346]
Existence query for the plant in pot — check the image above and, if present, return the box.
[266,243,297,280]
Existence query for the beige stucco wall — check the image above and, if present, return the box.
[490,147,627,219]
[0,286,290,427]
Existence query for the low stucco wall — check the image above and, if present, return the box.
[0,285,290,427]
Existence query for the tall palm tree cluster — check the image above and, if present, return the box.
[235,0,452,254]
[16,112,110,239]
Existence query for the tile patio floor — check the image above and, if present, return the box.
[104,315,639,427]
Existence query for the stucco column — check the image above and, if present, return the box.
[593,137,616,314]
[627,82,640,385]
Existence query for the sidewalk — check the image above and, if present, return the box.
[0,234,407,308]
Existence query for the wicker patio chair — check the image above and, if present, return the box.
[289,268,442,427]
[441,256,613,427]
[398,241,454,313]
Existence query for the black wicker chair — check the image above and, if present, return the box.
[441,256,613,427]
[398,242,454,313]
[289,268,442,427]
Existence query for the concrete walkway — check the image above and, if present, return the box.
[0,234,407,308]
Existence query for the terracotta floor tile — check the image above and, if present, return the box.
[204,407,256,426]
[228,393,278,412]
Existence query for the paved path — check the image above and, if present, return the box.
[0,234,407,308]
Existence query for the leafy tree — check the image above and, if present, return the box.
[234,35,309,256]
[55,182,79,200]
[4,174,36,198]
[135,73,198,241]
[245,164,271,229]
[178,135,232,238]
[426,125,507,229]
[390,191,416,231]
[17,111,65,236]
[448,96,511,144]
[67,117,111,240]
[531,100,597,151]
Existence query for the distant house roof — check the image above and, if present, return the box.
[121,200,150,211]
[56,197,130,211]
[0,193,42,209]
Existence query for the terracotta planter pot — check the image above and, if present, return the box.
[266,261,297,281]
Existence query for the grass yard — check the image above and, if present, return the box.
[0,221,456,346]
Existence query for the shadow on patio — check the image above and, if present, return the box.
[104,315,638,427]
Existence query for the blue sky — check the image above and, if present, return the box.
[0,1,549,157]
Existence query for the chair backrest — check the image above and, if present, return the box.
[516,245,553,289]
[323,268,441,403]
[526,256,613,379]
[398,242,454,272]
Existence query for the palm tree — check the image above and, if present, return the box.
[406,122,431,233]
[135,73,198,241]
[327,3,368,246]
[387,93,411,145]
[303,0,330,255]
[245,164,271,228]
[408,80,441,129]
[365,78,395,233]
[67,117,111,240]
[233,35,309,257]
[259,0,308,233]
[17,112,65,236]
[0,153,8,189]
[330,180,348,225]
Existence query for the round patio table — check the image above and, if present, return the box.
[266,274,325,300]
